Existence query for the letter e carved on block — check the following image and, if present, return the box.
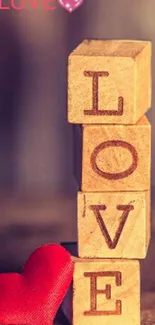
[83,271,122,316]
[71,259,140,325]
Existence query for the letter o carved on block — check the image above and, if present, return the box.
[90,140,138,180]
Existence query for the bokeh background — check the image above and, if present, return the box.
[0,0,154,291]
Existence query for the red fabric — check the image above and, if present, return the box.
[0,244,74,325]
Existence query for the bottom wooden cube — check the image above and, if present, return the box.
[62,257,140,325]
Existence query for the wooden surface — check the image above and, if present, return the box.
[0,191,153,325]
[81,116,151,192]
[141,292,155,324]
[77,191,150,259]
[68,40,151,125]
[57,292,155,325]
[0,190,154,284]
[0,190,154,287]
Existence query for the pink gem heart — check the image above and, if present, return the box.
[57,0,84,12]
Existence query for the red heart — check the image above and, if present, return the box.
[0,244,74,325]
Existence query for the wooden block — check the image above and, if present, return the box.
[82,115,151,191]
[73,124,82,187]
[68,39,151,125]
[77,190,150,259]
[62,258,140,325]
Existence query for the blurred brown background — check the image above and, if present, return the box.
[0,0,154,292]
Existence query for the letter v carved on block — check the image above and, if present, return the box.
[89,204,134,249]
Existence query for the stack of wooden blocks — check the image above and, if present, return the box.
[63,40,152,325]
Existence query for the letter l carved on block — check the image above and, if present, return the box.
[84,71,124,116]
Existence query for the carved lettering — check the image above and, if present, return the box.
[90,140,138,180]
[90,204,134,249]
[84,71,124,116]
[84,271,122,316]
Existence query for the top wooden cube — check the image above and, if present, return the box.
[68,40,151,124]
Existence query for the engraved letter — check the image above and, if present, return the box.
[90,140,138,180]
[90,204,134,249]
[84,271,122,316]
[84,71,124,116]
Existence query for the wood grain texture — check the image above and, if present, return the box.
[68,40,151,125]
[77,191,150,259]
[81,116,151,191]
[62,258,140,325]
[60,292,155,325]
[60,243,155,324]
